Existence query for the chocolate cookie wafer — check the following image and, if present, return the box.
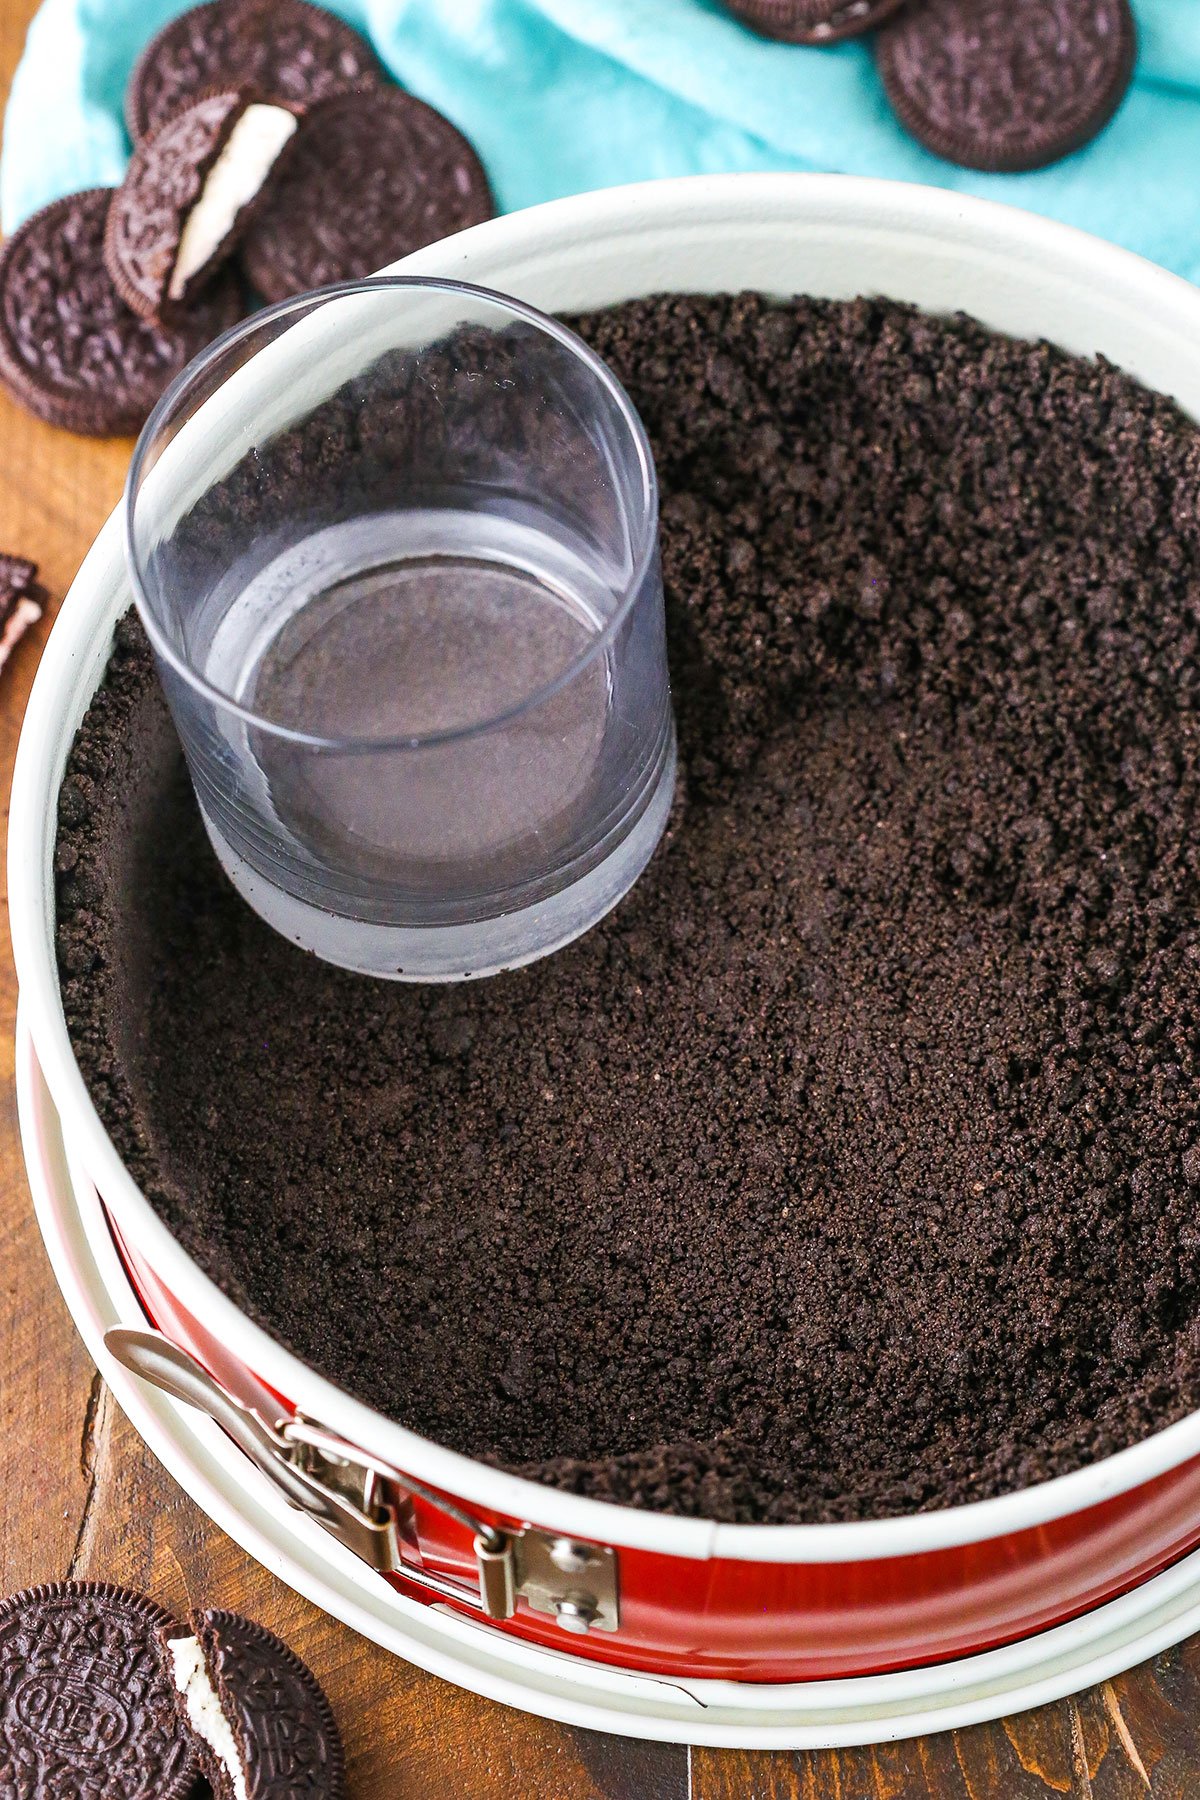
[727,0,907,44]
[127,0,387,141]
[239,86,493,302]
[0,1582,199,1799]
[106,88,299,319]
[161,1609,345,1799]
[877,0,1136,172]
[0,189,243,435]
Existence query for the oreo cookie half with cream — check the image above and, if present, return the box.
[161,1608,345,1799]
[106,88,299,319]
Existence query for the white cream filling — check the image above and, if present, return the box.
[167,1635,248,1800]
[170,103,298,301]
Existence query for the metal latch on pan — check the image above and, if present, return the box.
[104,1328,619,1635]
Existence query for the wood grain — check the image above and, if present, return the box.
[2,0,1200,1791]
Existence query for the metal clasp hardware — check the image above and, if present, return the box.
[469,1529,619,1632]
[105,1328,403,1574]
[501,1531,620,1634]
[104,1329,619,1634]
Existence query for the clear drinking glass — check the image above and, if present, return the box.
[125,279,676,980]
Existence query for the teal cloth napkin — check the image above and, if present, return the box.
[4,0,1200,281]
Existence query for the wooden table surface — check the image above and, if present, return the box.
[4,2,1200,1794]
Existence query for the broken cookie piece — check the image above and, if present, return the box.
[106,89,298,320]
[161,1608,345,1799]
[0,553,45,675]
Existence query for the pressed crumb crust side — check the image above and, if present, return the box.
[56,292,1200,1524]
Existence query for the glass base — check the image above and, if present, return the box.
[200,727,677,981]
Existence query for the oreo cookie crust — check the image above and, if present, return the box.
[0,1583,198,1800]
[106,89,299,320]
[162,1610,344,1799]
[56,293,1200,1525]
[0,189,243,435]
[727,0,907,44]
[239,87,493,301]
[127,0,387,141]
[877,0,1137,172]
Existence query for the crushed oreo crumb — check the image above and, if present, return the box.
[56,292,1200,1523]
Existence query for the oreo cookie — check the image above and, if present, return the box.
[106,88,299,319]
[161,1608,345,1799]
[727,0,907,44]
[877,0,1137,172]
[0,1582,198,1800]
[0,552,45,675]
[0,189,243,435]
[127,0,388,142]
[239,86,494,302]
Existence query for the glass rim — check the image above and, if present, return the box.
[123,274,660,753]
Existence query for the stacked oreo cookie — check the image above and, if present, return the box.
[727,0,1137,173]
[0,0,493,437]
[0,1582,344,1799]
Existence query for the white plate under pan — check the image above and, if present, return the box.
[18,1015,1200,1748]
